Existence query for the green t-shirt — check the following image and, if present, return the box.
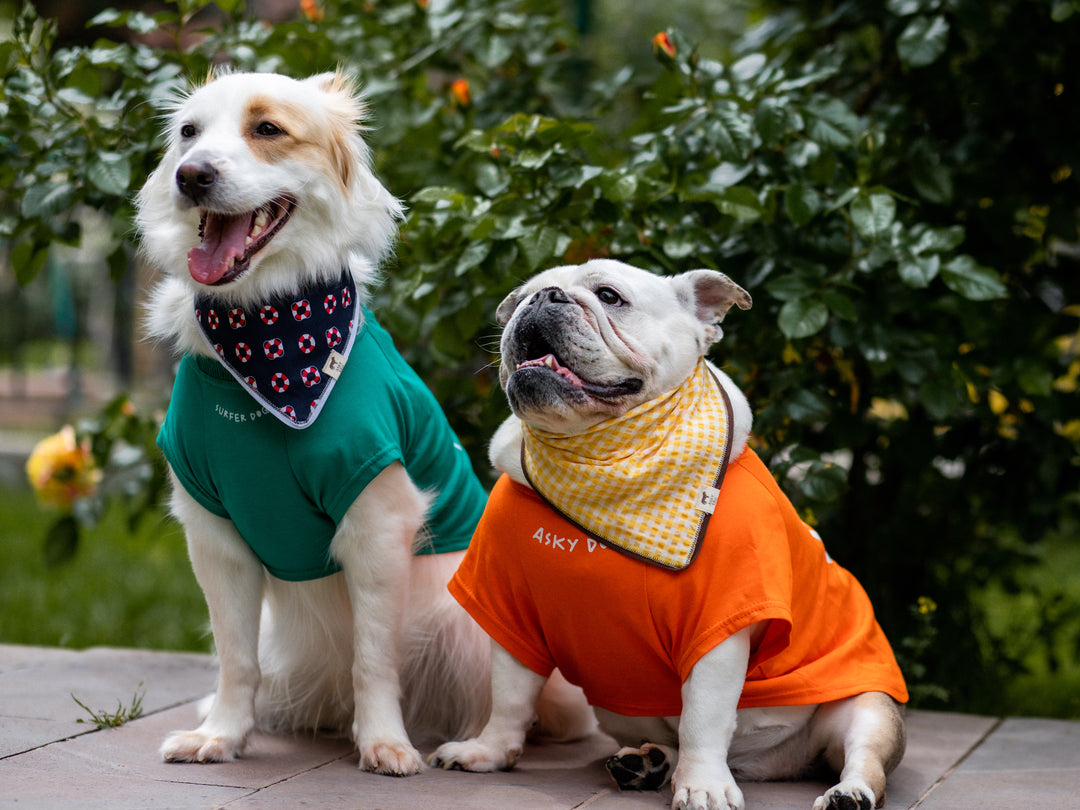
[157,307,487,581]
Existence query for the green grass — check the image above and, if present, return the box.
[0,487,210,652]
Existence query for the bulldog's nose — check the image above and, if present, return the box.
[532,286,570,306]
[176,161,217,204]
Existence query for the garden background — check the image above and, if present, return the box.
[1,0,1079,720]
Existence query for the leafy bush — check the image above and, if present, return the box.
[3,0,1079,713]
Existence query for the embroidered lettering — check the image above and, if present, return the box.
[214,403,247,422]
[532,526,599,553]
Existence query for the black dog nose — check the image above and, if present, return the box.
[175,161,217,203]
[531,286,570,306]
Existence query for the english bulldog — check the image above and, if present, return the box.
[430,259,907,810]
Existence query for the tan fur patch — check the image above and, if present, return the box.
[242,93,357,194]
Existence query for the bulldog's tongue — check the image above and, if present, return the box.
[188,211,250,285]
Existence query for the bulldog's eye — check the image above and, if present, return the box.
[255,121,286,137]
[596,286,625,306]
[179,124,197,139]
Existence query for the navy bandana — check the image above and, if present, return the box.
[194,272,358,429]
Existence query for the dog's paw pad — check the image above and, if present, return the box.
[605,743,671,791]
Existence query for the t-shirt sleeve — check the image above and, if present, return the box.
[155,364,230,520]
[447,476,557,679]
[660,456,796,683]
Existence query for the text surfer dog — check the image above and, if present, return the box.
[430,259,907,810]
[136,70,589,775]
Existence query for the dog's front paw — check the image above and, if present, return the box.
[606,743,673,791]
[161,727,247,763]
[358,740,425,776]
[812,779,876,810]
[428,738,521,772]
[671,762,744,810]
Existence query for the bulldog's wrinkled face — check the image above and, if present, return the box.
[496,259,751,434]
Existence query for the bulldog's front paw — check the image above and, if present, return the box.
[671,762,744,810]
[812,779,876,810]
[358,739,425,776]
[161,727,247,763]
[428,738,521,772]
[606,743,672,791]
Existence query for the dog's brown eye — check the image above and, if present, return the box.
[255,121,285,137]
[596,287,624,306]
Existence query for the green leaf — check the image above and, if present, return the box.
[941,255,1008,300]
[765,273,818,302]
[11,239,49,284]
[22,181,76,219]
[706,106,753,161]
[784,389,832,422]
[822,289,858,321]
[44,515,80,568]
[914,225,965,254]
[518,227,569,270]
[897,15,950,68]
[805,97,862,148]
[785,183,821,226]
[88,152,131,196]
[799,462,848,502]
[754,98,791,147]
[712,186,763,222]
[599,172,638,203]
[911,158,953,204]
[850,193,896,241]
[779,297,829,339]
[898,254,940,288]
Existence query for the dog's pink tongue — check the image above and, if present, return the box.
[188,212,250,285]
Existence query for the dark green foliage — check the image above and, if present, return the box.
[3,0,1078,714]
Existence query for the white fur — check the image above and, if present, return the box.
[139,71,522,774]
[432,261,905,809]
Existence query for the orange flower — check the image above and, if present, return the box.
[25,426,101,512]
[653,31,676,59]
[450,78,471,107]
[416,0,429,8]
[300,0,323,23]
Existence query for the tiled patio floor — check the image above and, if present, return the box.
[2,644,1079,809]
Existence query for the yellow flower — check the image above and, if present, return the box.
[25,426,101,511]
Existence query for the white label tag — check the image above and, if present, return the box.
[696,486,721,514]
[323,350,347,379]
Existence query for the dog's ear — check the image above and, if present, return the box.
[496,285,529,326]
[676,270,752,344]
[306,71,368,192]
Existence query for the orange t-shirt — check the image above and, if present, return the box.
[449,449,908,717]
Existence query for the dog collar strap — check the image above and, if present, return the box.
[521,360,734,571]
[193,272,359,429]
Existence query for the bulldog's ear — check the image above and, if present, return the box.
[496,285,528,326]
[677,270,752,343]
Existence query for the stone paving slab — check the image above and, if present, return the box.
[2,644,1078,809]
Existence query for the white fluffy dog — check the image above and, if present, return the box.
[136,71,585,776]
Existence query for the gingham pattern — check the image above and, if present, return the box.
[522,359,733,570]
[194,272,357,429]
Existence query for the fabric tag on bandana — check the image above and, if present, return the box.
[194,271,359,429]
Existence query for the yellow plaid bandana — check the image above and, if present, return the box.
[521,359,734,570]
